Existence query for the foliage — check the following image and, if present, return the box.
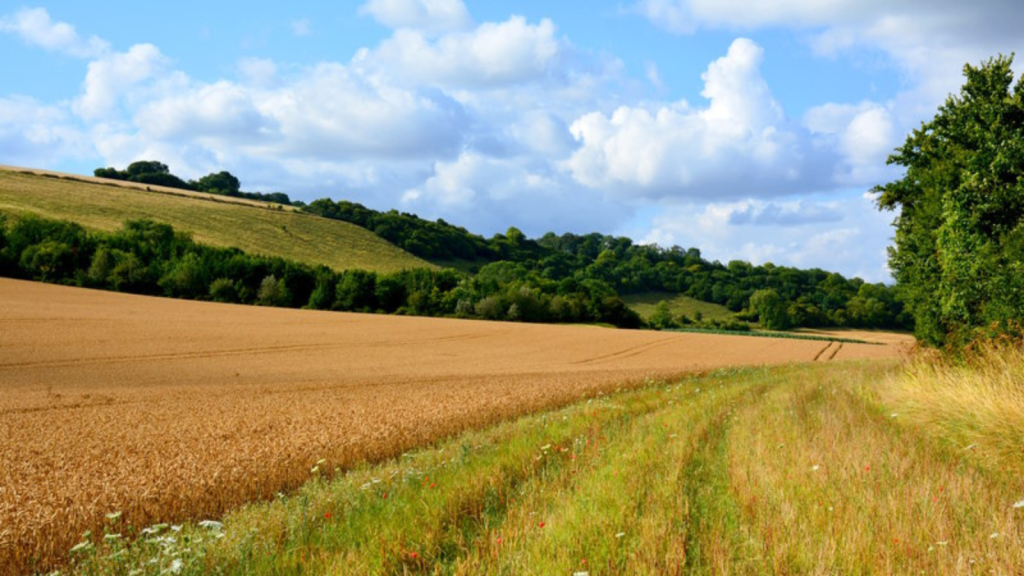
[0,215,641,328]
[876,54,1024,346]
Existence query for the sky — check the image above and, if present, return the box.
[2,1,1023,282]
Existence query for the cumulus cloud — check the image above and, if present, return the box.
[75,44,169,120]
[0,7,108,58]
[639,192,894,281]
[804,101,896,184]
[568,38,829,199]
[126,63,469,163]
[634,0,1024,114]
[359,0,471,35]
[363,16,560,88]
[0,96,89,165]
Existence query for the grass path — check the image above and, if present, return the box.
[67,361,1024,575]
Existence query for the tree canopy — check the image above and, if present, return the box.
[876,54,1024,346]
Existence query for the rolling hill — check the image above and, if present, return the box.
[0,167,433,274]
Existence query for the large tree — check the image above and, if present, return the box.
[876,55,1024,346]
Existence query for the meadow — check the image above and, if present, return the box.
[0,168,431,274]
[0,278,903,574]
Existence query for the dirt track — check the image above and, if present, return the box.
[0,278,908,571]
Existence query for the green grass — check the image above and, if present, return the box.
[623,291,735,323]
[668,327,876,345]
[0,169,433,274]
[62,353,1024,574]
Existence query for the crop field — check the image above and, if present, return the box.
[0,278,908,573]
[0,167,432,274]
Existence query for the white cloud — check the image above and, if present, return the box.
[359,0,471,35]
[364,16,560,88]
[804,101,896,184]
[568,38,826,199]
[290,19,311,37]
[639,192,895,281]
[635,1,1024,115]
[238,58,278,87]
[0,96,89,166]
[75,44,169,120]
[0,7,108,58]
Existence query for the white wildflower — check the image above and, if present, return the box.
[166,558,184,574]
[989,532,999,539]
[105,511,122,522]
[198,520,224,532]
[812,465,820,472]
[615,532,626,538]
[1013,499,1024,509]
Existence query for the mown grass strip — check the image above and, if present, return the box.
[667,327,876,345]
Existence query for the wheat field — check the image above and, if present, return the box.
[0,278,909,573]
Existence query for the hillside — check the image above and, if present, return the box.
[0,167,432,274]
[623,290,735,323]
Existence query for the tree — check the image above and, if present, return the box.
[125,161,169,178]
[649,301,677,330]
[750,288,791,330]
[876,54,1024,345]
[196,171,241,195]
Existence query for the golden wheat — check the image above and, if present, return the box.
[0,278,908,573]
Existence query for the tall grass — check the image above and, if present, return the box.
[877,339,1024,477]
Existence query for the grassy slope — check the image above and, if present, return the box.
[623,290,735,322]
[71,351,1024,575]
[0,168,433,274]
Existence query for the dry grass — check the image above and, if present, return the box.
[0,278,903,574]
[876,340,1024,478]
[0,167,432,274]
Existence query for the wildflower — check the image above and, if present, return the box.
[382,492,388,500]
[890,412,898,418]
[539,522,545,528]
[410,552,419,559]
[198,520,224,532]
[615,532,626,538]
[1013,499,1024,509]
[105,511,122,522]
[324,512,331,519]
[168,558,184,574]
[989,532,999,539]
[812,465,820,472]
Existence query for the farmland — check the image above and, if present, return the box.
[0,168,432,274]
[0,278,906,573]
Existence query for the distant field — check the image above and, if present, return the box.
[0,167,432,274]
[0,278,905,574]
[623,290,736,322]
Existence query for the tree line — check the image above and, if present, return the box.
[95,161,293,206]
[89,165,910,331]
[0,215,642,328]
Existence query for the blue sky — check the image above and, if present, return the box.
[3,1,1022,282]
